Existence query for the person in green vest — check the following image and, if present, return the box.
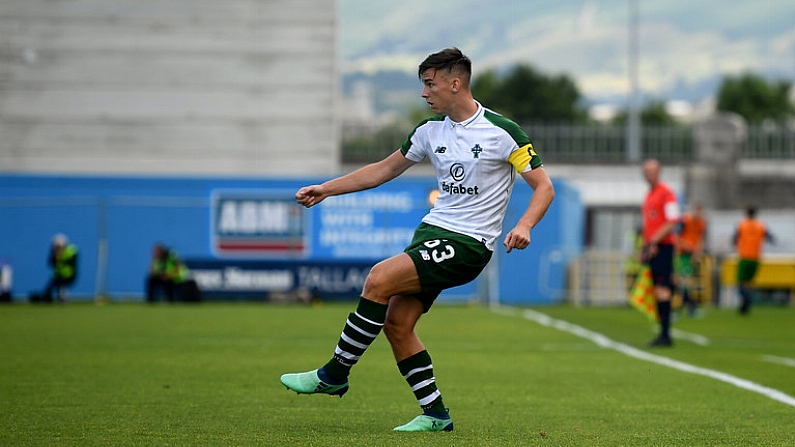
[42,233,78,303]
[146,243,190,303]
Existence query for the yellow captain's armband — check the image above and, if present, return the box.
[508,144,537,172]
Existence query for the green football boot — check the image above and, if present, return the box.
[280,369,349,397]
[393,412,454,432]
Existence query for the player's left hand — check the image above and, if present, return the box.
[503,228,530,253]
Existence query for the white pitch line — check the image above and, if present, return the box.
[761,355,795,368]
[496,306,795,408]
[669,328,711,346]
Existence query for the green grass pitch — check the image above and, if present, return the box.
[1,301,793,446]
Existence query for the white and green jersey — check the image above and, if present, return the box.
[400,102,543,251]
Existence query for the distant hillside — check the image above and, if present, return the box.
[342,71,426,115]
[339,0,795,112]
[342,68,723,116]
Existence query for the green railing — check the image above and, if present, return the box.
[522,124,694,164]
[341,123,794,164]
[746,126,795,158]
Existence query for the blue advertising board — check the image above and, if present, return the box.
[0,174,582,304]
[311,189,431,259]
[185,258,374,300]
[211,190,308,258]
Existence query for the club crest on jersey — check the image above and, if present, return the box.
[471,144,483,158]
[434,146,447,153]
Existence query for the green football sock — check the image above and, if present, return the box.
[397,350,446,415]
[323,297,387,382]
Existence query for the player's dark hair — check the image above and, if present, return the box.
[418,47,472,86]
[746,206,757,218]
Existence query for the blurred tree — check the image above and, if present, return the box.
[716,73,794,124]
[613,100,678,126]
[471,65,587,124]
[341,122,412,163]
[407,104,435,124]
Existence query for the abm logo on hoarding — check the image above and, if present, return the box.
[211,190,307,257]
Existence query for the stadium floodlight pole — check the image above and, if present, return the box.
[626,0,642,162]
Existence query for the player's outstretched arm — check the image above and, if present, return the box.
[295,150,416,208]
[503,167,555,253]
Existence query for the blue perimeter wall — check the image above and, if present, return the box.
[0,173,583,304]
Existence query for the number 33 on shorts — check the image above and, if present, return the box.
[419,239,456,263]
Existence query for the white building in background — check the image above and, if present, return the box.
[340,81,377,123]
[0,0,340,177]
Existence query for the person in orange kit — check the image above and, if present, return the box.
[733,206,775,315]
[676,203,707,317]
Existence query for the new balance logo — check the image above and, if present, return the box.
[434,146,447,153]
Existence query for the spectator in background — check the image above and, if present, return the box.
[41,234,78,303]
[733,206,775,315]
[641,159,680,347]
[676,203,707,317]
[146,243,190,303]
[0,262,13,303]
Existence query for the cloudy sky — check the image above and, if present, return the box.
[339,0,795,104]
